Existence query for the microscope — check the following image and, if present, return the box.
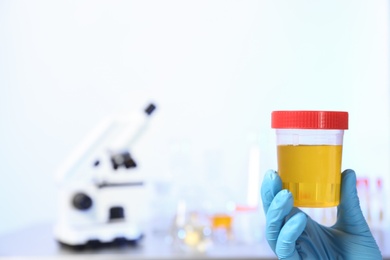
[54,103,156,248]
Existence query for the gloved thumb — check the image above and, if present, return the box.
[333,169,371,235]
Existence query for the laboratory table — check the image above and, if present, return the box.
[0,223,389,260]
[0,223,276,260]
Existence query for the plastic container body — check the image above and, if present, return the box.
[276,129,344,207]
[271,110,348,208]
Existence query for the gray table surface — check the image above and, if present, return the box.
[0,223,276,260]
[0,223,389,259]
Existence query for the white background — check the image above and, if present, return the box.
[0,0,389,235]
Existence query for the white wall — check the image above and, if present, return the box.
[0,0,389,235]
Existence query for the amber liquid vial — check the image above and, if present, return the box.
[272,111,348,208]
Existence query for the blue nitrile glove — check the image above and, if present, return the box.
[261,169,382,260]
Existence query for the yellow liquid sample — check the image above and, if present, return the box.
[277,145,342,207]
[211,214,233,230]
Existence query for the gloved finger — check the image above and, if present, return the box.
[275,212,307,260]
[266,189,294,251]
[335,169,370,234]
[261,169,282,214]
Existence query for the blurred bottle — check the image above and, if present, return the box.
[202,149,236,246]
[208,189,235,245]
[245,133,261,208]
[370,178,384,228]
[149,180,175,238]
[356,177,371,224]
[369,177,385,249]
[371,178,384,225]
[170,187,213,254]
[167,139,213,253]
[232,205,264,245]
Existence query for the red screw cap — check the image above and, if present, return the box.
[271,111,348,130]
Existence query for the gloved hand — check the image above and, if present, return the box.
[261,169,382,260]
